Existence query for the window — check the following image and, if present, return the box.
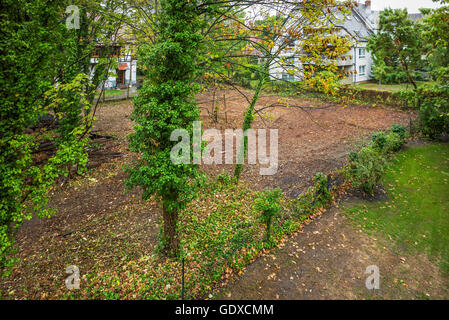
[359,48,366,58]
[359,65,366,76]
[92,46,101,58]
[282,73,295,81]
[112,46,121,57]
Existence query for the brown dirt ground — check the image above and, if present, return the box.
[215,206,449,300]
[3,88,438,300]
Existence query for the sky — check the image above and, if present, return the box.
[369,0,443,13]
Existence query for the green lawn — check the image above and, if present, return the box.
[95,89,125,98]
[345,143,449,275]
[355,81,434,92]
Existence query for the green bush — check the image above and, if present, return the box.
[255,188,283,242]
[293,172,332,216]
[401,83,449,139]
[418,84,449,139]
[372,125,406,154]
[391,124,406,139]
[383,132,405,153]
[372,132,388,150]
[312,172,332,206]
[349,146,387,195]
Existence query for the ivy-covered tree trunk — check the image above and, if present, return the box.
[162,192,180,254]
[126,0,204,257]
[234,63,268,180]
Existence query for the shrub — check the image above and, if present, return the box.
[372,132,388,150]
[372,125,406,154]
[293,172,332,216]
[418,84,449,138]
[383,132,405,153]
[391,124,406,139]
[255,188,283,242]
[401,83,449,139]
[312,172,332,207]
[349,146,387,195]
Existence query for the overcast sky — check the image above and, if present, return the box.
[368,0,443,13]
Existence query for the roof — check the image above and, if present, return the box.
[118,63,128,71]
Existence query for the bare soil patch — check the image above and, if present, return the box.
[1,89,415,299]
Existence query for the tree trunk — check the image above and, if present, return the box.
[162,205,180,257]
[233,64,267,180]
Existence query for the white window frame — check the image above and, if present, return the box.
[359,48,366,58]
[282,73,295,81]
[359,65,366,76]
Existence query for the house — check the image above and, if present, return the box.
[269,0,378,84]
[337,0,377,84]
[90,42,137,90]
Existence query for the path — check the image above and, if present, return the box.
[216,207,448,300]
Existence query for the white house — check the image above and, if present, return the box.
[269,1,377,84]
[90,43,137,90]
[337,1,377,84]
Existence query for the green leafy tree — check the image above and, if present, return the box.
[0,0,126,273]
[402,1,449,138]
[421,0,449,80]
[126,0,205,257]
[367,8,423,88]
[0,0,90,272]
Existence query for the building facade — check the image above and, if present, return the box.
[269,1,378,84]
[90,44,137,90]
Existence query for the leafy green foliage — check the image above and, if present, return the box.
[349,125,408,195]
[345,143,449,275]
[349,146,387,195]
[400,83,449,139]
[391,124,406,139]
[421,1,449,79]
[367,8,423,87]
[372,132,388,150]
[255,188,283,242]
[126,0,206,257]
[0,1,96,273]
[417,83,449,139]
[293,172,332,218]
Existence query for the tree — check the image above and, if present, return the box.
[421,0,449,81]
[212,1,353,179]
[0,0,127,273]
[411,0,449,138]
[126,0,206,257]
[367,8,423,88]
[124,0,353,256]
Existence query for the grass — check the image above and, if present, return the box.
[345,143,449,275]
[355,81,434,93]
[95,89,125,98]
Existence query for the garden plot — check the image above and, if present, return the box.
[0,89,412,299]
